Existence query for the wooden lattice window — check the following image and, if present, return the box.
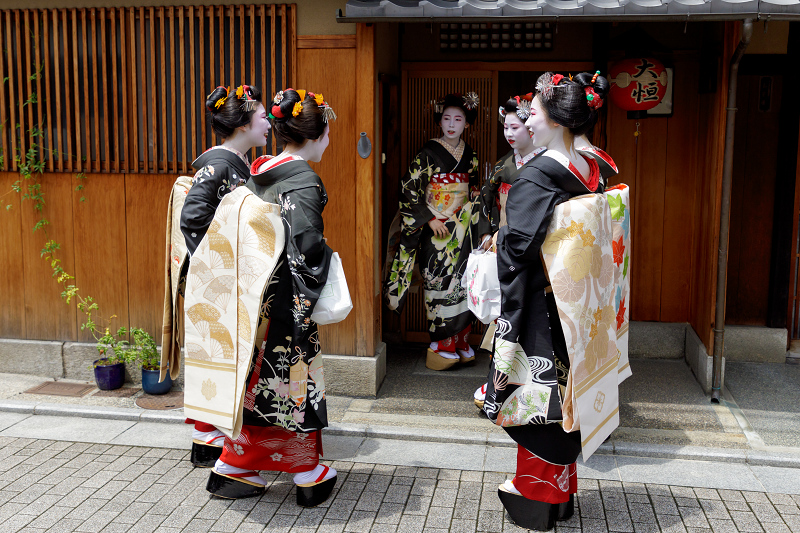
[0,5,295,174]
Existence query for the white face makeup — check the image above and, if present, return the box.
[440,106,467,142]
[503,113,534,154]
[239,103,270,148]
[525,95,558,149]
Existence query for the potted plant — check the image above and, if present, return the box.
[93,327,130,390]
[129,327,172,395]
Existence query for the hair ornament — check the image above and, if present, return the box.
[535,73,565,101]
[270,104,284,120]
[314,93,324,106]
[516,98,532,121]
[296,89,306,101]
[463,92,480,110]
[498,105,507,124]
[292,101,303,117]
[321,103,337,123]
[585,87,603,110]
[591,70,601,84]
[273,90,285,105]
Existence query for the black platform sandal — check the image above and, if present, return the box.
[191,440,223,468]
[498,484,559,532]
[206,469,266,499]
[296,465,337,507]
[558,494,575,521]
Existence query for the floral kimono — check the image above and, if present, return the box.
[483,149,608,504]
[385,139,480,342]
[181,146,251,256]
[210,153,333,473]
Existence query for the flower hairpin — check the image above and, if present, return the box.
[535,73,565,101]
[498,106,507,124]
[463,92,480,110]
[273,90,285,105]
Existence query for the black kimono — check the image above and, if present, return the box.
[180,146,251,256]
[243,155,333,433]
[385,139,480,341]
[483,151,604,466]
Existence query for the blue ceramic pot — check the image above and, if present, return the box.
[93,359,125,390]
[141,368,172,395]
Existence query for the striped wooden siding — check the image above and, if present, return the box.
[0,5,295,174]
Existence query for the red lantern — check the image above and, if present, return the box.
[609,58,668,111]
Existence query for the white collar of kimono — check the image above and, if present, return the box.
[514,147,544,169]
[540,150,593,191]
[209,145,250,167]
[433,137,465,162]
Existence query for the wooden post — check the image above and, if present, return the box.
[355,23,377,357]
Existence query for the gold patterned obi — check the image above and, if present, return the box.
[426,172,470,221]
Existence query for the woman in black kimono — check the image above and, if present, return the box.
[385,92,482,371]
[482,72,613,531]
[179,84,270,469]
[204,89,339,507]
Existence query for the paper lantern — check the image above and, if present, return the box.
[609,58,668,111]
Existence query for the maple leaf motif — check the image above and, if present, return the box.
[616,297,627,330]
[608,194,624,220]
[612,237,625,266]
[567,220,584,238]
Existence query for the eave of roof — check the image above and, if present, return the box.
[337,0,800,22]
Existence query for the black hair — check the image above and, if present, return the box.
[534,72,609,137]
[270,89,327,146]
[434,93,478,125]
[205,85,263,139]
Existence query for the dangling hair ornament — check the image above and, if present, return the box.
[535,73,565,101]
[235,85,259,112]
[463,92,480,110]
[432,99,444,114]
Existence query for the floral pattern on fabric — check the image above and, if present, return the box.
[385,139,481,341]
[219,425,320,473]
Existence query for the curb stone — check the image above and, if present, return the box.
[1,399,799,469]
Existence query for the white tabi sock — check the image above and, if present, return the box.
[458,346,475,358]
[192,428,225,447]
[474,383,487,402]
[429,342,459,359]
[214,459,267,485]
[503,479,522,495]
[293,464,337,485]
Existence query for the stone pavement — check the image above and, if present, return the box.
[1,412,800,533]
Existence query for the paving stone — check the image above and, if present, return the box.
[27,504,71,529]
[628,502,657,523]
[410,478,436,497]
[476,509,505,533]
[774,503,800,515]
[750,502,782,523]
[578,478,600,491]
[580,518,610,532]
[430,487,457,507]
[344,510,376,533]
[652,495,680,515]
[602,491,628,511]
[679,506,711,529]
[676,496,701,508]
[607,510,635,532]
[760,523,791,533]
[424,506,453,529]
[397,514,426,533]
[383,484,411,504]
[626,493,651,505]
[623,483,648,495]
[375,502,404,525]
[580,490,605,519]
[18,493,62,514]
[74,510,119,532]
[728,510,764,532]
[453,498,480,520]
[724,499,750,511]
[717,490,745,502]
[354,490,384,512]
[323,498,357,521]
[404,495,432,515]
[317,519,347,533]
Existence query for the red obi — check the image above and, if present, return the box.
[498,182,512,195]
[430,173,469,184]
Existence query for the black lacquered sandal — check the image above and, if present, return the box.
[191,440,223,468]
[498,484,559,532]
[558,493,575,521]
[296,465,337,507]
[206,469,266,499]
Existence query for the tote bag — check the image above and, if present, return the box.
[311,252,353,325]
[462,249,501,324]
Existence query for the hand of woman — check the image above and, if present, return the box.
[480,234,492,251]
[428,219,450,238]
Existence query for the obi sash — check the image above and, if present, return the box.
[497,182,513,229]
[426,172,470,221]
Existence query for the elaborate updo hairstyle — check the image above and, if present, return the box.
[498,93,533,123]
[534,71,609,137]
[434,92,480,125]
[269,89,335,146]
[205,85,263,139]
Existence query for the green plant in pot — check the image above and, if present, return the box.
[128,327,172,395]
[93,327,130,390]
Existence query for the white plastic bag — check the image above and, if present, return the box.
[462,248,501,324]
[311,252,353,325]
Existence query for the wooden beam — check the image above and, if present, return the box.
[297,35,356,49]
[354,23,377,357]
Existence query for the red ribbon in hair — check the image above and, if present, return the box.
[585,87,603,110]
[271,104,285,118]
[551,74,564,86]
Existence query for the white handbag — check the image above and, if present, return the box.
[311,252,353,325]
[461,246,501,324]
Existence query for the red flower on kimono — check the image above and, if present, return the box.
[616,297,626,330]
[612,237,625,266]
